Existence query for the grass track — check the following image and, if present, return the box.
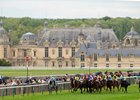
[2,85,140,100]
[0,69,140,77]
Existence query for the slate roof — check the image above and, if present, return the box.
[38,23,119,46]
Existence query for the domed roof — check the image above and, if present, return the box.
[0,20,10,44]
[0,20,8,35]
[20,32,36,45]
[126,26,139,36]
[21,32,36,39]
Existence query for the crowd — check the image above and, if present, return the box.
[0,70,140,87]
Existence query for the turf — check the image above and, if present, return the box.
[0,69,140,77]
[2,85,140,100]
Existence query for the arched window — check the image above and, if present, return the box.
[126,39,130,45]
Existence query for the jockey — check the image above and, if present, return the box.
[88,75,93,81]
[48,76,56,86]
[102,74,107,80]
[113,74,118,81]
[98,75,102,81]
[94,76,98,81]
[75,76,79,81]
[108,75,112,81]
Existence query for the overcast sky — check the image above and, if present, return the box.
[0,0,140,18]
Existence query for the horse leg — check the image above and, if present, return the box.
[109,86,112,92]
[80,87,83,94]
[49,87,52,95]
[122,87,124,92]
[125,87,127,93]
[99,87,102,93]
[113,85,115,92]
[55,86,58,94]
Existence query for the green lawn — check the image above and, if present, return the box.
[0,69,140,77]
[2,85,140,100]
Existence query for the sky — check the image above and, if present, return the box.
[0,0,140,18]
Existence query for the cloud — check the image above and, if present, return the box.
[0,0,140,18]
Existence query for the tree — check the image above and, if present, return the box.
[101,16,111,21]
[0,59,12,66]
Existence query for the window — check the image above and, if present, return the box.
[52,49,55,55]
[58,47,62,57]
[52,61,55,67]
[81,55,85,61]
[106,54,109,61]
[34,51,36,57]
[81,63,85,68]
[106,64,109,67]
[45,47,48,57]
[66,61,68,67]
[94,63,97,67]
[66,49,69,55]
[33,62,37,66]
[118,54,121,62]
[130,64,133,67]
[94,53,97,61]
[72,62,75,67]
[72,47,75,57]
[118,64,121,67]
[23,49,27,57]
[13,50,15,57]
[4,48,7,58]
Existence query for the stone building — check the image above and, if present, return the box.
[0,20,140,68]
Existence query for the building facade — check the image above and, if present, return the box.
[0,20,140,68]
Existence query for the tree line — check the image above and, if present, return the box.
[0,16,140,44]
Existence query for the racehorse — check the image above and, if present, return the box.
[113,80,120,91]
[120,80,130,93]
[106,80,113,92]
[92,79,102,93]
[70,78,83,93]
[82,77,89,92]
[48,79,58,94]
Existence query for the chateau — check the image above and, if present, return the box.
[0,20,140,68]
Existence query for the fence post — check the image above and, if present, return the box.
[32,86,35,95]
[41,85,44,95]
[12,86,16,98]
[2,89,4,99]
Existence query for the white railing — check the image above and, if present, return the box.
[0,66,140,70]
